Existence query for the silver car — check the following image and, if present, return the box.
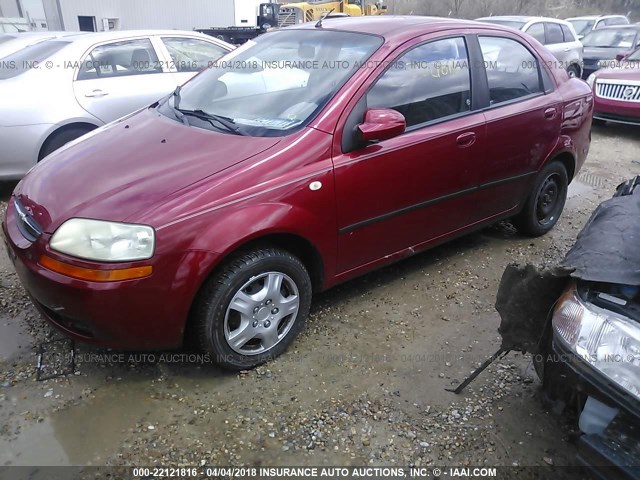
[566,15,630,40]
[476,16,584,78]
[0,30,232,179]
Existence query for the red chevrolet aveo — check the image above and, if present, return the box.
[3,17,593,369]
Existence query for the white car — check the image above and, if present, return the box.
[476,16,584,78]
[566,15,630,39]
[0,31,85,59]
[0,30,232,179]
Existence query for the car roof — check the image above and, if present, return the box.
[64,29,218,42]
[477,16,571,25]
[594,24,640,30]
[566,15,627,20]
[292,15,504,41]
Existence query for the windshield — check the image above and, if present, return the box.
[568,20,595,36]
[164,29,383,137]
[479,20,526,30]
[0,40,70,79]
[628,48,640,61]
[581,28,638,48]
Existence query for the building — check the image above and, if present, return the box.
[39,0,237,32]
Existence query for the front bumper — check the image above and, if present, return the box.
[551,338,640,479]
[0,124,54,180]
[2,197,205,350]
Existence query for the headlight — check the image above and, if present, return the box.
[553,285,640,400]
[586,73,596,88]
[50,219,155,262]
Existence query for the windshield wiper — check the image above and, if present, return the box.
[169,86,190,126]
[175,108,245,136]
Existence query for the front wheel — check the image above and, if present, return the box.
[566,64,580,78]
[513,162,568,237]
[192,248,312,370]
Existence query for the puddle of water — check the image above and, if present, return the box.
[0,384,157,466]
[0,313,33,362]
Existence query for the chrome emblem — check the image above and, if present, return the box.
[623,87,637,99]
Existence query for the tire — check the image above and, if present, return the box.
[39,126,94,160]
[566,64,580,79]
[513,161,568,237]
[192,248,312,370]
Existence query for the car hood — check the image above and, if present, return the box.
[15,108,281,233]
[594,64,640,81]
[583,46,628,60]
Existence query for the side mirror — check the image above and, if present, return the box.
[358,109,406,142]
[616,53,627,61]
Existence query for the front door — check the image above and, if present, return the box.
[333,36,486,274]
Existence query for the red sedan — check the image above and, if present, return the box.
[3,17,593,369]
[587,46,640,125]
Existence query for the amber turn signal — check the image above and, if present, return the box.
[39,255,152,282]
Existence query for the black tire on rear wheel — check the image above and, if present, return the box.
[192,248,312,370]
[513,161,568,237]
[39,126,94,160]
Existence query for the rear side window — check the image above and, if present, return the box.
[526,23,545,43]
[0,40,70,79]
[545,23,564,44]
[78,38,162,80]
[479,36,542,106]
[561,25,576,42]
[367,37,471,128]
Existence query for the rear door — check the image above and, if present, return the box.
[333,35,486,273]
[473,34,562,220]
[543,22,569,63]
[73,37,175,123]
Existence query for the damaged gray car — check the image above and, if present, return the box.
[493,176,640,479]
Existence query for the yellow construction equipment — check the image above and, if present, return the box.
[277,0,386,28]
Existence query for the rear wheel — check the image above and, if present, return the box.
[192,248,312,370]
[513,161,568,237]
[39,126,94,160]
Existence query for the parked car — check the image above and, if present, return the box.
[581,24,640,78]
[586,46,640,126]
[2,17,593,370]
[496,177,640,480]
[566,14,630,39]
[0,30,233,179]
[0,31,85,59]
[476,16,584,77]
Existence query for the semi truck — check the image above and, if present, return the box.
[197,0,386,45]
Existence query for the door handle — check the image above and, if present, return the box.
[564,47,570,52]
[544,107,557,119]
[85,89,109,98]
[456,132,476,147]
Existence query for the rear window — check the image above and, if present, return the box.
[0,40,70,79]
[0,35,17,45]
[545,23,564,44]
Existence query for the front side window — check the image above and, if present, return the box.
[170,30,383,137]
[78,38,162,80]
[367,37,471,128]
[561,25,576,42]
[161,37,228,72]
[479,36,542,106]
[545,23,564,44]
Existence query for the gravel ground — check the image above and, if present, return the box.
[0,124,638,475]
